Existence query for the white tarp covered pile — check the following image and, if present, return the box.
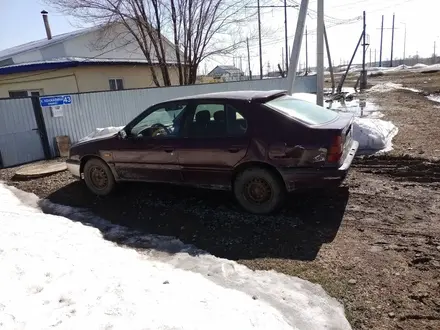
[352,118,397,152]
[0,183,351,330]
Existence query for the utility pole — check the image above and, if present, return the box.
[245,2,298,79]
[284,0,289,71]
[317,0,324,105]
[305,26,309,74]
[379,15,384,67]
[401,22,406,65]
[287,0,309,95]
[377,18,399,67]
[324,25,335,93]
[375,49,377,66]
[390,13,395,67]
[246,37,252,80]
[361,11,367,90]
[337,32,364,93]
[282,48,285,72]
[257,0,263,79]
[369,48,372,67]
[434,41,437,64]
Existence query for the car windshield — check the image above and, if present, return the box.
[130,105,186,137]
[265,96,338,125]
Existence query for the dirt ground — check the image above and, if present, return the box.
[1,72,440,330]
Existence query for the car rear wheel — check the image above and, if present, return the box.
[233,167,285,214]
[83,158,116,196]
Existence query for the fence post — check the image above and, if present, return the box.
[31,96,52,159]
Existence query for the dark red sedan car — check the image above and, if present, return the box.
[67,90,358,214]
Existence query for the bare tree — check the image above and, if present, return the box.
[46,0,260,86]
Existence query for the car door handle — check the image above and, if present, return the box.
[163,147,174,153]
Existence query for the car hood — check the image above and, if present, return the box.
[74,127,124,146]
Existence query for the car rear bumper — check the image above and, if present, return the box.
[280,140,359,191]
[66,159,81,178]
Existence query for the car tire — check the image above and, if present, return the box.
[233,167,286,214]
[83,158,116,196]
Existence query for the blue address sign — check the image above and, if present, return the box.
[40,95,72,107]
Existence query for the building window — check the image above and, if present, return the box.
[8,90,41,98]
[109,78,124,91]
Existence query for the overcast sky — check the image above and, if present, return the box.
[1,0,439,76]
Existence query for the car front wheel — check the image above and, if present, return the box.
[233,167,285,214]
[83,158,116,196]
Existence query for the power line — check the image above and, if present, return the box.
[244,16,361,52]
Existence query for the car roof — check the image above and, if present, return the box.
[167,90,287,103]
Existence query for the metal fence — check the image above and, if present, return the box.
[41,76,317,156]
[0,98,46,167]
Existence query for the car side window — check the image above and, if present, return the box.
[187,103,227,138]
[226,105,248,136]
[130,103,187,138]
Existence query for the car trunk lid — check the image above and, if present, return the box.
[315,113,354,166]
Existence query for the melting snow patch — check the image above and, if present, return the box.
[0,183,351,330]
[369,82,420,93]
[427,94,440,103]
[328,99,382,118]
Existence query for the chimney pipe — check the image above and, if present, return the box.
[41,10,52,40]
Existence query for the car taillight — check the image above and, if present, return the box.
[327,135,343,163]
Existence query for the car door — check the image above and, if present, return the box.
[112,102,187,183]
[178,100,250,188]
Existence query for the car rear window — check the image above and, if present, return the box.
[265,95,338,125]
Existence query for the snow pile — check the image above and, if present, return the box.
[386,64,411,72]
[353,118,398,152]
[412,63,428,69]
[350,66,387,73]
[79,126,123,142]
[418,63,440,73]
[0,183,351,330]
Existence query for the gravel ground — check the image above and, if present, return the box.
[1,72,440,330]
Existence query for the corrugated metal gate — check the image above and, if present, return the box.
[0,98,47,168]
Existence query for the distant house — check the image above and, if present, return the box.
[0,11,182,98]
[207,65,244,82]
[195,75,217,84]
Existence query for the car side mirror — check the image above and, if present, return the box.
[118,130,128,139]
